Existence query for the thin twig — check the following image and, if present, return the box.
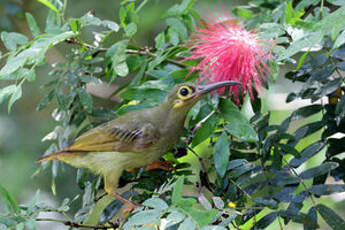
[36,218,118,229]
[65,38,189,68]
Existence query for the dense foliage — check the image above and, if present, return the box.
[1,0,345,229]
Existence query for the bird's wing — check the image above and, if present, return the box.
[67,121,160,153]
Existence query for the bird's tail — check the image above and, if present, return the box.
[37,150,70,163]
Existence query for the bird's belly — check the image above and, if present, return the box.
[64,151,162,175]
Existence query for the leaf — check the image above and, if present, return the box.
[228,159,248,170]
[143,198,168,211]
[163,0,195,17]
[99,191,131,224]
[308,184,345,196]
[0,183,20,214]
[102,20,119,32]
[166,18,188,40]
[1,32,28,51]
[78,88,93,113]
[219,99,248,124]
[225,123,258,142]
[252,212,277,229]
[289,141,326,167]
[172,175,184,205]
[37,0,59,13]
[300,162,339,179]
[183,207,218,226]
[201,226,227,230]
[106,39,129,78]
[165,210,185,228]
[124,22,137,37]
[25,13,41,37]
[127,209,162,226]
[154,32,166,51]
[0,85,16,104]
[168,28,179,46]
[8,85,22,112]
[213,132,230,178]
[192,114,219,147]
[304,207,318,230]
[178,217,196,230]
[316,204,345,230]
[333,30,345,49]
[70,19,82,34]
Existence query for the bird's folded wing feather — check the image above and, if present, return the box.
[67,122,160,153]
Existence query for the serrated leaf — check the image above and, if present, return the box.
[8,85,22,112]
[213,132,230,178]
[316,204,345,230]
[300,162,339,179]
[78,88,93,113]
[37,0,59,13]
[25,13,41,37]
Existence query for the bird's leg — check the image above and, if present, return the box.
[145,160,174,171]
[111,192,141,214]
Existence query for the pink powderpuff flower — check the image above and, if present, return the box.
[186,16,271,103]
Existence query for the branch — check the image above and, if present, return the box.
[36,218,118,229]
[65,38,190,68]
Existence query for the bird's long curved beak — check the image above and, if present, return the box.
[197,81,241,95]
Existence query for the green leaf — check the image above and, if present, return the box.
[172,175,184,205]
[163,0,195,17]
[154,32,166,51]
[70,19,82,34]
[37,0,59,13]
[127,209,162,225]
[143,198,168,211]
[219,98,248,124]
[102,20,119,31]
[124,22,137,37]
[213,132,230,178]
[253,212,277,230]
[0,85,17,104]
[192,114,219,147]
[178,217,196,230]
[0,183,20,214]
[78,88,93,113]
[201,226,227,230]
[289,141,326,167]
[183,207,217,226]
[316,204,345,230]
[106,39,129,78]
[300,162,339,179]
[1,32,28,51]
[168,28,179,46]
[225,123,258,142]
[308,184,345,196]
[166,18,188,40]
[166,210,185,228]
[36,90,55,111]
[333,30,345,49]
[8,85,22,112]
[25,13,41,37]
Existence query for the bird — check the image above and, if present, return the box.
[39,80,240,211]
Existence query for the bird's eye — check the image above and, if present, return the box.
[180,87,189,96]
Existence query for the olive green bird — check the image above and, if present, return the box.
[39,81,240,210]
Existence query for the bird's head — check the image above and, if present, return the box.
[164,81,241,113]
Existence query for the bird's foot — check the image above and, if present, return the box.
[145,160,174,171]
